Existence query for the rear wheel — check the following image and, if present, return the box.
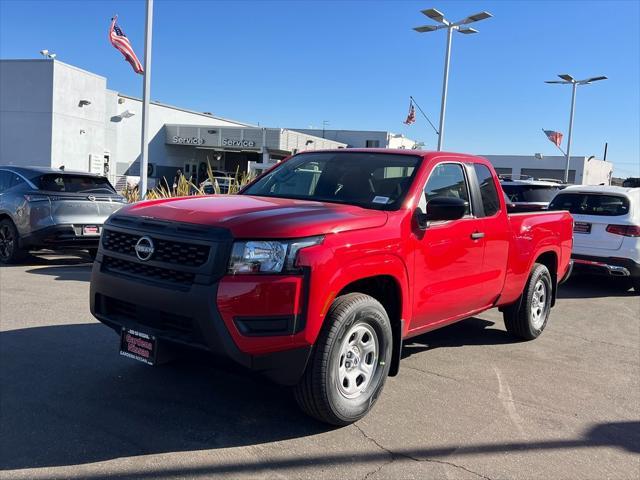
[0,219,26,265]
[294,293,392,426]
[503,263,552,340]
[632,278,640,294]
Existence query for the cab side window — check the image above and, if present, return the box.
[473,164,501,216]
[424,163,471,215]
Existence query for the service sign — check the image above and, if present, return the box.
[165,125,263,150]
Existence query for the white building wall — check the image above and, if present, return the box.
[582,159,613,185]
[0,60,54,166]
[291,129,389,148]
[387,133,419,150]
[279,129,346,153]
[50,61,107,171]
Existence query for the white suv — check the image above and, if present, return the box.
[549,185,640,292]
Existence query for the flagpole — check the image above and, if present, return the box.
[139,0,153,200]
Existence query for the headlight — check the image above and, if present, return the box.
[228,236,323,274]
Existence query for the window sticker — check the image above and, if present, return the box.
[372,196,390,204]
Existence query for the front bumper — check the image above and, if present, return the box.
[90,215,313,385]
[571,254,640,278]
[21,224,102,249]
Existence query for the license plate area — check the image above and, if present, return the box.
[83,225,101,236]
[120,328,156,365]
[574,222,591,234]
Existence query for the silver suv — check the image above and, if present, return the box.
[0,166,126,264]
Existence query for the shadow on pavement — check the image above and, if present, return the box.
[402,317,517,359]
[66,419,635,479]
[0,323,328,471]
[25,264,92,282]
[558,274,636,299]
[1,323,638,474]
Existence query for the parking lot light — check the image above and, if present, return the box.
[413,8,493,151]
[545,74,608,183]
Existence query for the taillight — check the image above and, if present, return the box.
[606,224,640,237]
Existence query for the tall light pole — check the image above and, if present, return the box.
[139,0,154,200]
[414,8,492,151]
[545,74,607,183]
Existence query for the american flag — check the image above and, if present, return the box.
[403,100,416,125]
[109,16,144,75]
[543,129,563,147]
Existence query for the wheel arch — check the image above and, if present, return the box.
[534,250,558,307]
[335,274,404,377]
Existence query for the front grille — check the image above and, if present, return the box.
[102,229,210,267]
[99,295,194,336]
[102,255,195,286]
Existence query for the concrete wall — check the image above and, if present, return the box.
[0,60,53,166]
[582,159,613,185]
[387,134,419,150]
[50,61,108,171]
[292,129,390,148]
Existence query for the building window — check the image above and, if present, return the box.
[365,140,380,148]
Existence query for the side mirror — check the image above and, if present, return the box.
[415,196,468,230]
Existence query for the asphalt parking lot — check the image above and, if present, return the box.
[1,254,638,480]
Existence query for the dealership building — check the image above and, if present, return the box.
[0,59,349,189]
[1,58,613,188]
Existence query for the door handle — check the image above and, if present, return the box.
[471,232,485,240]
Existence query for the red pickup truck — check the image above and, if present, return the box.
[90,150,573,425]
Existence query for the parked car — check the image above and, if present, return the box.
[500,177,564,212]
[548,185,640,291]
[90,150,573,425]
[200,171,234,194]
[0,166,126,263]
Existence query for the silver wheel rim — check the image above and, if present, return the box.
[336,323,379,399]
[531,279,547,329]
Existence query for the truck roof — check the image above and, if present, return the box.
[297,149,484,161]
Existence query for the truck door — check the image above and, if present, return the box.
[411,162,486,331]
[470,163,510,306]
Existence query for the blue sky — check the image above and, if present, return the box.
[1,0,638,177]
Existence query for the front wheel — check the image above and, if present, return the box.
[503,263,552,340]
[294,293,392,426]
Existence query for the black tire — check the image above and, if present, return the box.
[632,278,640,294]
[294,293,393,426]
[503,263,553,340]
[0,219,26,265]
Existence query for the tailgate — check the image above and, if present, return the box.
[571,215,624,251]
[50,194,124,224]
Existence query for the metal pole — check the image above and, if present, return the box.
[437,26,454,151]
[564,82,577,183]
[139,0,153,200]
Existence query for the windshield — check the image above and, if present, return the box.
[242,152,421,210]
[548,193,630,216]
[36,174,116,194]
[502,184,560,203]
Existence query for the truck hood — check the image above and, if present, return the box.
[118,195,388,238]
